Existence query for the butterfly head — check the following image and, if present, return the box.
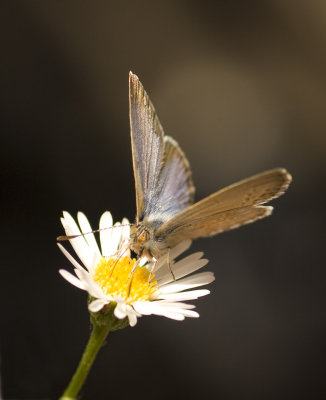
[130,224,151,256]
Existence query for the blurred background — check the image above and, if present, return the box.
[1,1,325,399]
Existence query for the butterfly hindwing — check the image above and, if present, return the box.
[144,136,194,224]
[157,205,273,248]
[154,168,291,247]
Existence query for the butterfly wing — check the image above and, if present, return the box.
[154,168,292,247]
[129,72,164,222]
[129,72,194,224]
[146,135,194,223]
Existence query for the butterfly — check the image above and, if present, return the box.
[128,72,292,261]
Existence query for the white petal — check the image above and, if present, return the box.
[121,218,131,245]
[151,301,196,309]
[59,269,86,290]
[73,268,103,298]
[87,251,98,275]
[154,303,200,318]
[154,289,210,301]
[99,211,113,257]
[132,301,154,315]
[57,243,85,272]
[154,308,185,320]
[151,253,168,273]
[163,313,185,320]
[114,302,127,319]
[133,302,185,320]
[151,243,193,275]
[147,302,198,319]
[152,241,191,274]
[61,212,94,271]
[156,252,208,284]
[173,254,208,277]
[88,298,108,312]
[126,307,138,327]
[170,240,192,259]
[133,301,193,314]
[159,272,215,293]
[58,244,103,297]
[88,282,106,299]
[111,222,123,252]
[174,309,199,318]
[77,212,101,256]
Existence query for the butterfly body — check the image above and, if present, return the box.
[128,72,292,261]
[130,224,156,259]
[130,209,184,259]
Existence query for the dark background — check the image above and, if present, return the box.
[1,1,325,399]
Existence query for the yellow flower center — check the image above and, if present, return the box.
[93,256,158,303]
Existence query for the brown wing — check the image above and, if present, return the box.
[159,205,273,248]
[154,168,292,247]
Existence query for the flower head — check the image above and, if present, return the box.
[58,211,215,327]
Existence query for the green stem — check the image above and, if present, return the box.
[59,323,111,400]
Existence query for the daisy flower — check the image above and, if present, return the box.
[58,211,215,327]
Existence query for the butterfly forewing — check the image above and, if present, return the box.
[129,72,194,225]
[129,72,164,221]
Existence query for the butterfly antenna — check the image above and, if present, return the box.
[57,223,134,242]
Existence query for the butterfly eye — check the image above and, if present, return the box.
[138,230,150,244]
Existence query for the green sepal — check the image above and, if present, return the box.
[88,297,129,331]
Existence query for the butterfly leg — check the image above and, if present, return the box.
[129,257,140,278]
[148,257,157,284]
[128,246,145,278]
[127,270,135,297]
[109,240,129,277]
[167,247,176,281]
